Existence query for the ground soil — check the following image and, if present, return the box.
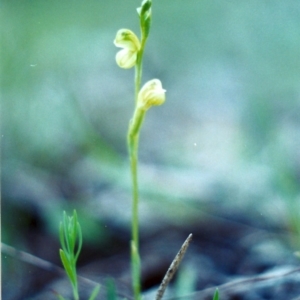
[3,209,300,300]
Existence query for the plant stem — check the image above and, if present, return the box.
[73,286,79,300]
[128,108,145,300]
[129,132,140,250]
[129,35,147,300]
[72,265,79,300]
[134,38,147,104]
[128,133,141,300]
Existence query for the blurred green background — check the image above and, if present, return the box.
[2,0,300,280]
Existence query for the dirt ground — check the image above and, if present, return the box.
[3,205,300,300]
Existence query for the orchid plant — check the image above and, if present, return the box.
[114,1,165,299]
[58,1,219,300]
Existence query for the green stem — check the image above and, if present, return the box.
[135,37,147,104]
[127,25,147,300]
[129,31,148,300]
[73,286,79,300]
[130,135,139,248]
[128,108,145,300]
[72,266,79,300]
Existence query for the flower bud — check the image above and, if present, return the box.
[137,0,152,38]
[137,79,166,111]
[137,0,152,16]
[114,29,141,69]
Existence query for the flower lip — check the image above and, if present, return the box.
[116,48,138,69]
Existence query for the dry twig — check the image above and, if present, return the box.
[155,234,193,300]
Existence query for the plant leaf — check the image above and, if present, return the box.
[88,284,101,300]
[59,221,67,253]
[106,278,117,300]
[213,288,219,300]
[75,222,83,262]
[56,293,67,300]
[59,249,76,286]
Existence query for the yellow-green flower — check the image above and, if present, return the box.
[137,79,166,111]
[114,29,141,69]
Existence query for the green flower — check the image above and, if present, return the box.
[114,29,141,69]
[137,79,166,111]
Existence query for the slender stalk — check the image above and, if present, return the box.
[135,37,147,104]
[128,107,145,300]
[72,261,79,300]
[129,131,140,249]
[128,132,141,300]
[73,285,79,300]
[128,34,147,300]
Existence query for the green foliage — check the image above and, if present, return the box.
[88,285,101,300]
[212,288,219,300]
[59,210,100,300]
[106,278,117,300]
